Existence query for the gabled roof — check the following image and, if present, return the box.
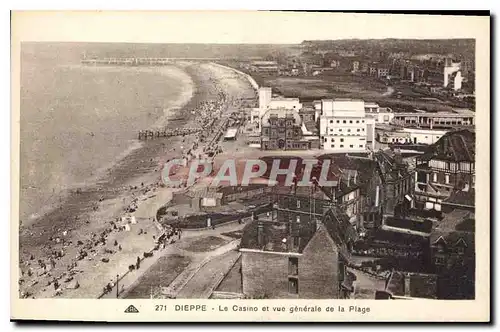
[443,189,475,208]
[430,209,475,245]
[424,129,475,162]
[240,207,357,258]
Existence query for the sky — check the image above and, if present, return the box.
[12,11,489,44]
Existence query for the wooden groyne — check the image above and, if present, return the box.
[138,128,202,140]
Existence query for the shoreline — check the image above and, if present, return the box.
[18,61,256,299]
[20,63,195,225]
[19,62,208,253]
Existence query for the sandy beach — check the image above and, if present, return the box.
[18,61,256,298]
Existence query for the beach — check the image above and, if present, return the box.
[18,59,256,298]
[20,56,194,223]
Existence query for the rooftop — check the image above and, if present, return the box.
[430,208,475,245]
[442,189,475,208]
[240,207,357,259]
[421,129,475,162]
[385,271,438,299]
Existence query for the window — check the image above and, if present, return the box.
[435,256,446,265]
[288,277,299,294]
[330,120,333,124]
[331,144,335,148]
[340,138,344,142]
[362,120,365,123]
[340,145,344,148]
[433,173,438,183]
[357,129,360,132]
[336,120,340,123]
[445,174,450,184]
[347,129,351,132]
[331,138,335,142]
[359,145,363,148]
[349,120,353,124]
[350,145,354,148]
[356,120,360,123]
[296,200,301,209]
[339,128,342,132]
[343,120,346,124]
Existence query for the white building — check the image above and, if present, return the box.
[251,87,303,131]
[319,99,375,153]
[443,58,461,88]
[453,71,463,91]
[364,102,395,124]
[376,127,448,145]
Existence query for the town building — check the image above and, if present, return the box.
[318,99,376,153]
[260,108,319,150]
[450,70,464,91]
[430,189,475,299]
[443,58,461,88]
[414,129,475,209]
[318,154,384,231]
[377,67,389,78]
[375,150,415,216]
[364,102,395,124]
[391,109,475,129]
[251,87,303,131]
[240,208,357,299]
[249,60,279,75]
[351,60,360,73]
[376,127,448,145]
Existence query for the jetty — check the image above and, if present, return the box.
[81,57,235,66]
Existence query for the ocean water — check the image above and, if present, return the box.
[19,44,193,222]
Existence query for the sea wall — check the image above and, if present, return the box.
[210,62,259,91]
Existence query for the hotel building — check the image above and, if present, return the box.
[318,99,375,153]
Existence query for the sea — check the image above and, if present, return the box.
[19,43,194,223]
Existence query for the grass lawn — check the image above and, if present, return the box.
[220,230,243,239]
[215,256,242,294]
[124,254,190,299]
[181,236,228,252]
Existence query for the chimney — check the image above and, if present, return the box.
[353,171,358,184]
[257,220,264,248]
[375,185,380,207]
[347,171,351,187]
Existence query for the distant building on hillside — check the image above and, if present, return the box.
[443,58,461,88]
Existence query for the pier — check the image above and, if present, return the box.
[81,57,234,66]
